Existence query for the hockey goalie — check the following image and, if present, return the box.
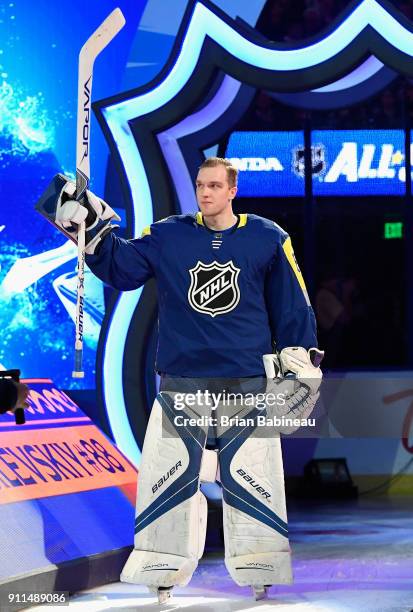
[36,157,323,602]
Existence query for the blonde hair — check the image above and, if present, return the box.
[199,157,238,188]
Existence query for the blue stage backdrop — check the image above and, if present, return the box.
[0,0,145,389]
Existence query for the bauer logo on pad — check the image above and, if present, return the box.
[188,260,240,317]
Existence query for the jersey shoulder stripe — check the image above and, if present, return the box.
[282,236,310,305]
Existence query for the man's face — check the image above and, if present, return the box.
[195,165,237,216]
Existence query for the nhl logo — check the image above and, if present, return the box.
[188,260,240,317]
[292,144,326,178]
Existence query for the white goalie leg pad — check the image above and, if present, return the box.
[219,430,293,586]
[121,392,210,588]
[121,491,207,588]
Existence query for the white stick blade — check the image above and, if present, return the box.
[80,8,126,60]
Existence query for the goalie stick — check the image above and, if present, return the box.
[73,8,125,378]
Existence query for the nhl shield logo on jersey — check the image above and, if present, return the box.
[188,260,240,317]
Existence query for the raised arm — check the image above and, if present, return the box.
[36,173,158,291]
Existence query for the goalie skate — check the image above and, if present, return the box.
[149,586,173,604]
[252,585,270,600]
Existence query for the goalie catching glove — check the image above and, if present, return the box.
[35,173,120,254]
[262,346,324,434]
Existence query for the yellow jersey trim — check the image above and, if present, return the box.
[282,237,310,305]
[141,225,151,237]
[196,211,204,225]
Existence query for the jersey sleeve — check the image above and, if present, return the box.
[85,225,158,291]
[265,235,318,350]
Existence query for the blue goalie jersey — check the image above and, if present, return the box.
[86,213,317,377]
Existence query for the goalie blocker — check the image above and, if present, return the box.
[35,174,120,254]
[263,346,324,434]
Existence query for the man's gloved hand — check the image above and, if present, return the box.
[262,346,324,434]
[0,379,29,415]
[14,381,30,411]
[36,174,121,254]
